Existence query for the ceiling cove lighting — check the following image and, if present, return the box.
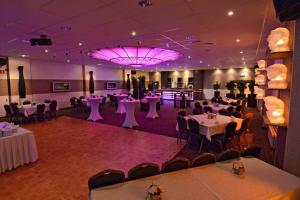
[90,47,180,67]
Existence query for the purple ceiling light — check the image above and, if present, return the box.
[90,47,180,67]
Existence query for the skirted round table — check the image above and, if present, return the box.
[121,99,139,128]
[114,94,128,114]
[145,96,160,119]
[87,97,103,121]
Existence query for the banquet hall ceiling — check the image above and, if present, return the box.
[0,0,282,70]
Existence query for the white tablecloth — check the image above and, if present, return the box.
[18,103,52,117]
[91,157,300,200]
[145,96,160,119]
[0,127,38,173]
[176,114,243,141]
[87,98,103,121]
[115,94,128,114]
[121,100,139,128]
[208,104,234,113]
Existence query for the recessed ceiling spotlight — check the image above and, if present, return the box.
[131,31,136,36]
[67,59,70,63]
[242,57,245,60]
[227,11,234,16]
[167,63,170,66]
[188,55,191,59]
[97,63,102,66]
[236,39,240,42]
[240,51,244,54]
[199,60,203,63]
[78,42,83,46]
[208,64,211,67]
[20,54,28,58]
[44,49,49,53]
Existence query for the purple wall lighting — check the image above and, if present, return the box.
[90,47,180,67]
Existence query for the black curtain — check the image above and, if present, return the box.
[126,74,131,91]
[89,71,94,94]
[18,66,26,98]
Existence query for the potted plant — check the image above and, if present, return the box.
[247,80,257,107]
[236,81,247,99]
[225,81,236,99]
[131,76,139,99]
[138,76,146,99]
[213,81,220,98]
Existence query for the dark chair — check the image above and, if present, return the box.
[212,122,237,151]
[216,149,240,162]
[177,116,189,143]
[70,97,77,112]
[23,100,31,105]
[4,105,13,122]
[202,101,208,106]
[235,105,242,112]
[219,109,229,116]
[100,97,107,108]
[88,169,125,191]
[156,101,161,111]
[34,104,46,121]
[195,102,201,109]
[10,103,23,124]
[217,97,223,104]
[161,157,190,173]
[47,100,58,118]
[44,99,51,103]
[187,119,205,152]
[227,106,234,114]
[191,153,216,167]
[79,96,84,99]
[221,101,229,105]
[242,145,262,158]
[203,106,212,113]
[192,108,202,115]
[127,163,160,180]
[231,111,242,118]
[236,117,250,147]
[178,110,186,117]
[230,102,237,106]
[76,98,84,112]
[211,98,217,104]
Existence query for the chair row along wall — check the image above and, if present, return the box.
[0,57,125,117]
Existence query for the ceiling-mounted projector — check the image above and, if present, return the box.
[30,34,52,46]
[138,0,152,7]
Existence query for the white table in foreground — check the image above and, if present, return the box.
[0,127,38,173]
[145,96,160,119]
[121,99,139,128]
[87,97,103,121]
[115,94,128,114]
[91,157,300,200]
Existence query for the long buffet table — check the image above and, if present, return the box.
[90,157,300,200]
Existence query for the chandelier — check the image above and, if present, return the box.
[90,47,180,67]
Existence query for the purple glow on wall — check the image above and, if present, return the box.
[90,47,180,67]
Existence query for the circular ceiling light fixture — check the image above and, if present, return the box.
[90,47,180,67]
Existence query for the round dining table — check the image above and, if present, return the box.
[87,97,103,121]
[121,99,139,128]
[145,96,160,119]
[114,94,128,114]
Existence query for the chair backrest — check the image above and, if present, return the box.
[227,106,234,114]
[88,169,125,191]
[231,111,241,118]
[162,157,190,173]
[178,110,186,117]
[23,100,31,105]
[240,117,250,132]
[102,97,107,104]
[191,153,216,167]
[76,98,83,106]
[50,100,57,111]
[203,106,212,113]
[219,109,229,116]
[79,96,84,99]
[230,102,237,106]
[187,119,200,135]
[195,102,201,109]
[221,101,229,105]
[44,99,51,103]
[70,98,76,106]
[235,105,242,112]
[202,101,208,106]
[237,99,241,105]
[224,122,237,139]
[211,98,217,104]
[216,149,240,162]
[4,105,12,115]
[127,163,160,180]
[177,116,187,131]
[242,145,262,158]
[192,108,201,115]
[10,103,20,115]
[37,104,45,114]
